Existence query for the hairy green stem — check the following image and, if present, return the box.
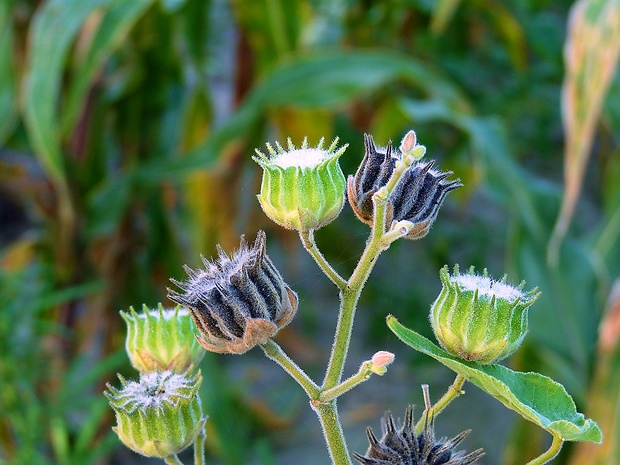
[164,454,184,465]
[320,361,375,402]
[297,151,414,464]
[300,230,347,290]
[415,375,466,434]
[313,401,352,465]
[194,425,206,465]
[322,162,408,389]
[260,339,320,398]
[321,242,381,389]
[525,433,564,465]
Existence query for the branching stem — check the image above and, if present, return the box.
[320,361,375,402]
[279,151,413,465]
[300,230,347,290]
[260,339,320,398]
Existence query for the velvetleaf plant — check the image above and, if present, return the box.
[106,129,602,465]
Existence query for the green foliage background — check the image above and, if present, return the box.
[0,0,618,464]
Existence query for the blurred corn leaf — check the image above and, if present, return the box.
[232,0,309,73]
[430,0,462,35]
[246,50,466,109]
[0,1,17,145]
[568,280,620,465]
[120,48,471,180]
[23,0,108,184]
[549,0,620,264]
[60,0,154,136]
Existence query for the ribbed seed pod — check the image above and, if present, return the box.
[347,133,397,224]
[105,370,205,458]
[253,137,347,231]
[167,231,297,354]
[121,304,205,374]
[430,265,541,364]
[347,133,461,239]
[354,406,483,465]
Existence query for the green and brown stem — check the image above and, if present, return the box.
[415,375,466,434]
[525,433,564,465]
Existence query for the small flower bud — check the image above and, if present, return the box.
[354,406,483,465]
[253,137,348,231]
[347,133,461,239]
[105,370,206,458]
[168,231,298,354]
[369,351,395,375]
[371,350,395,367]
[430,265,541,364]
[121,304,205,374]
[399,130,425,161]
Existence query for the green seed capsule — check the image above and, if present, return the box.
[105,370,206,458]
[121,304,205,374]
[430,265,540,364]
[253,137,347,232]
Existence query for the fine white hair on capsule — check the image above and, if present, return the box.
[272,148,330,169]
[113,371,197,413]
[453,274,523,301]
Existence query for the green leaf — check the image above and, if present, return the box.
[387,315,603,443]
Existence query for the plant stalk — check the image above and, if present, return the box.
[321,158,407,389]
[313,401,353,465]
[320,361,374,402]
[260,339,320,398]
[300,230,347,290]
[525,433,564,465]
[194,425,206,465]
[164,454,184,465]
[300,150,413,464]
[415,374,466,433]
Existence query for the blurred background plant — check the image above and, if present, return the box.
[0,0,618,464]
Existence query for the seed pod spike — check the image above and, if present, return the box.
[355,405,482,465]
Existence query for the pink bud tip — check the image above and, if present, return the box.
[371,351,395,367]
[400,130,417,153]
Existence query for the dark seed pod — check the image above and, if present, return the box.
[168,231,297,354]
[347,134,462,239]
[347,133,397,225]
[354,406,484,465]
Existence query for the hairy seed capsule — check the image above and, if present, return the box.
[354,406,484,465]
[167,231,297,354]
